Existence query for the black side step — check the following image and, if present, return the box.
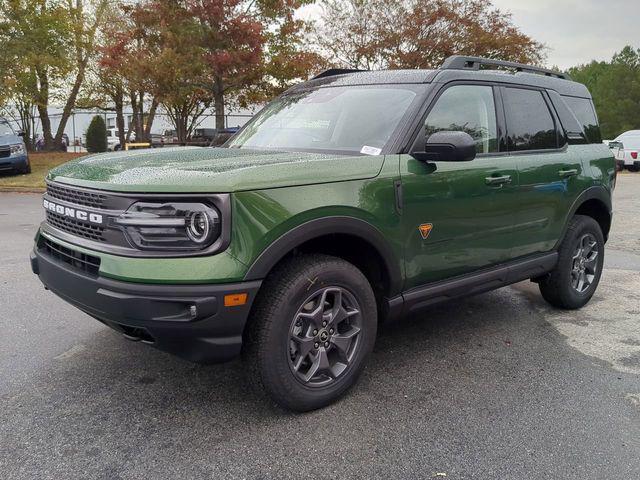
[385,252,558,319]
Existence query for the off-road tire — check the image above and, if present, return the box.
[539,215,604,309]
[243,254,377,412]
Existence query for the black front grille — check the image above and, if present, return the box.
[46,211,106,242]
[46,183,107,209]
[0,148,10,159]
[41,237,101,276]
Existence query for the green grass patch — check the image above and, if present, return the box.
[0,152,86,191]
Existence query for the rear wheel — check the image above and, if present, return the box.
[539,215,604,309]
[243,254,377,411]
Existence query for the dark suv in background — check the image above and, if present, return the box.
[31,56,614,411]
[0,118,30,174]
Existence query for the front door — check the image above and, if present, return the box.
[400,83,518,290]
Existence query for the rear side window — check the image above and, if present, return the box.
[616,135,640,150]
[563,96,602,143]
[503,88,558,151]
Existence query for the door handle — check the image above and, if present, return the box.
[485,175,512,186]
[558,169,578,178]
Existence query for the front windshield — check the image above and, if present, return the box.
[0,121,14,137]
[228,85,424,154]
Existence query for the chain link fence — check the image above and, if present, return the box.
[6,108,255,153]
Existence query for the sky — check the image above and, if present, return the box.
[298,0,640,70]
[491,0,640,68]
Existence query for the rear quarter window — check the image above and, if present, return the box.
[562,96,602,144]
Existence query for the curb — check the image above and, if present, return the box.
[0,187,45,194]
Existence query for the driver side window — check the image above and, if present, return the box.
[425,85,498,154]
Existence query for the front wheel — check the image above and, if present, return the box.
[539,215,604,309]
[243,254,377,411]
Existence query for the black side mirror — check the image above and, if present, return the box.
[411,131,476,162]
[17,131,25,137]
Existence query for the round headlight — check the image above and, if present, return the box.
[117,201,222,251]
[187,211,212,244]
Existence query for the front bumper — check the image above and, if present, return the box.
[31,243,262,364]
[0,153,28,172]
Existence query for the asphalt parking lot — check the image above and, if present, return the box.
[1,175,639,479]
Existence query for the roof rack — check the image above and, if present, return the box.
[312,68,368,80]
[441,56,571,80]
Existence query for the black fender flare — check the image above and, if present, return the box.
[556,185,612,247]
[243,216,403,295]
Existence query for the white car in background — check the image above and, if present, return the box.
[611,130,640,171]
[106,128,123,151]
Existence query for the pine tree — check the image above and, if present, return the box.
[86,115,107,153]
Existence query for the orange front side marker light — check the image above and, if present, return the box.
[418,223,433,240]
[224,293,248,307]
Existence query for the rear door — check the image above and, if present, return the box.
[503,86,585,258]
[400,83,519,290]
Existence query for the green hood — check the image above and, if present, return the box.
[48,147,385,193]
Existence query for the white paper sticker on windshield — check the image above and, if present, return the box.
[360,145,382,156]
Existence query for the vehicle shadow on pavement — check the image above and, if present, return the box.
[0,282,608,417]
[3,283,639,479]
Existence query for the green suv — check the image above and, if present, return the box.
[31,56,615,411]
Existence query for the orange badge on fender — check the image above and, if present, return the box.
[418,223,433,240]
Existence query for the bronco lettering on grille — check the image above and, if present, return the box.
[43,199,103,225]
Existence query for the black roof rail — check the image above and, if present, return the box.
[441,55,571,80]
[312,68,368,80]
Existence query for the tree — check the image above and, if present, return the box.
[53,0,109,149]
[0,0,108,151]
[98,0,191,143]
[0,29,13,109]
[0,95,39,151]
[91,6,139,149]
[313,0,545,70]
[124,0,212,143]
[187,0,317,129]
[89,62,128,150]
[0,0,72,149]
[79,0,321,143]
[569,46,640,139]
[85,114,107,152]
[253,15,326,102]
[0,67,40,150]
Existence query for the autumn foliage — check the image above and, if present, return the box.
[98,0,322,131]
[2,0,547,147]
[314,0,545,70]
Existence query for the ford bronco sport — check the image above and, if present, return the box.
[31,56,615,411]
